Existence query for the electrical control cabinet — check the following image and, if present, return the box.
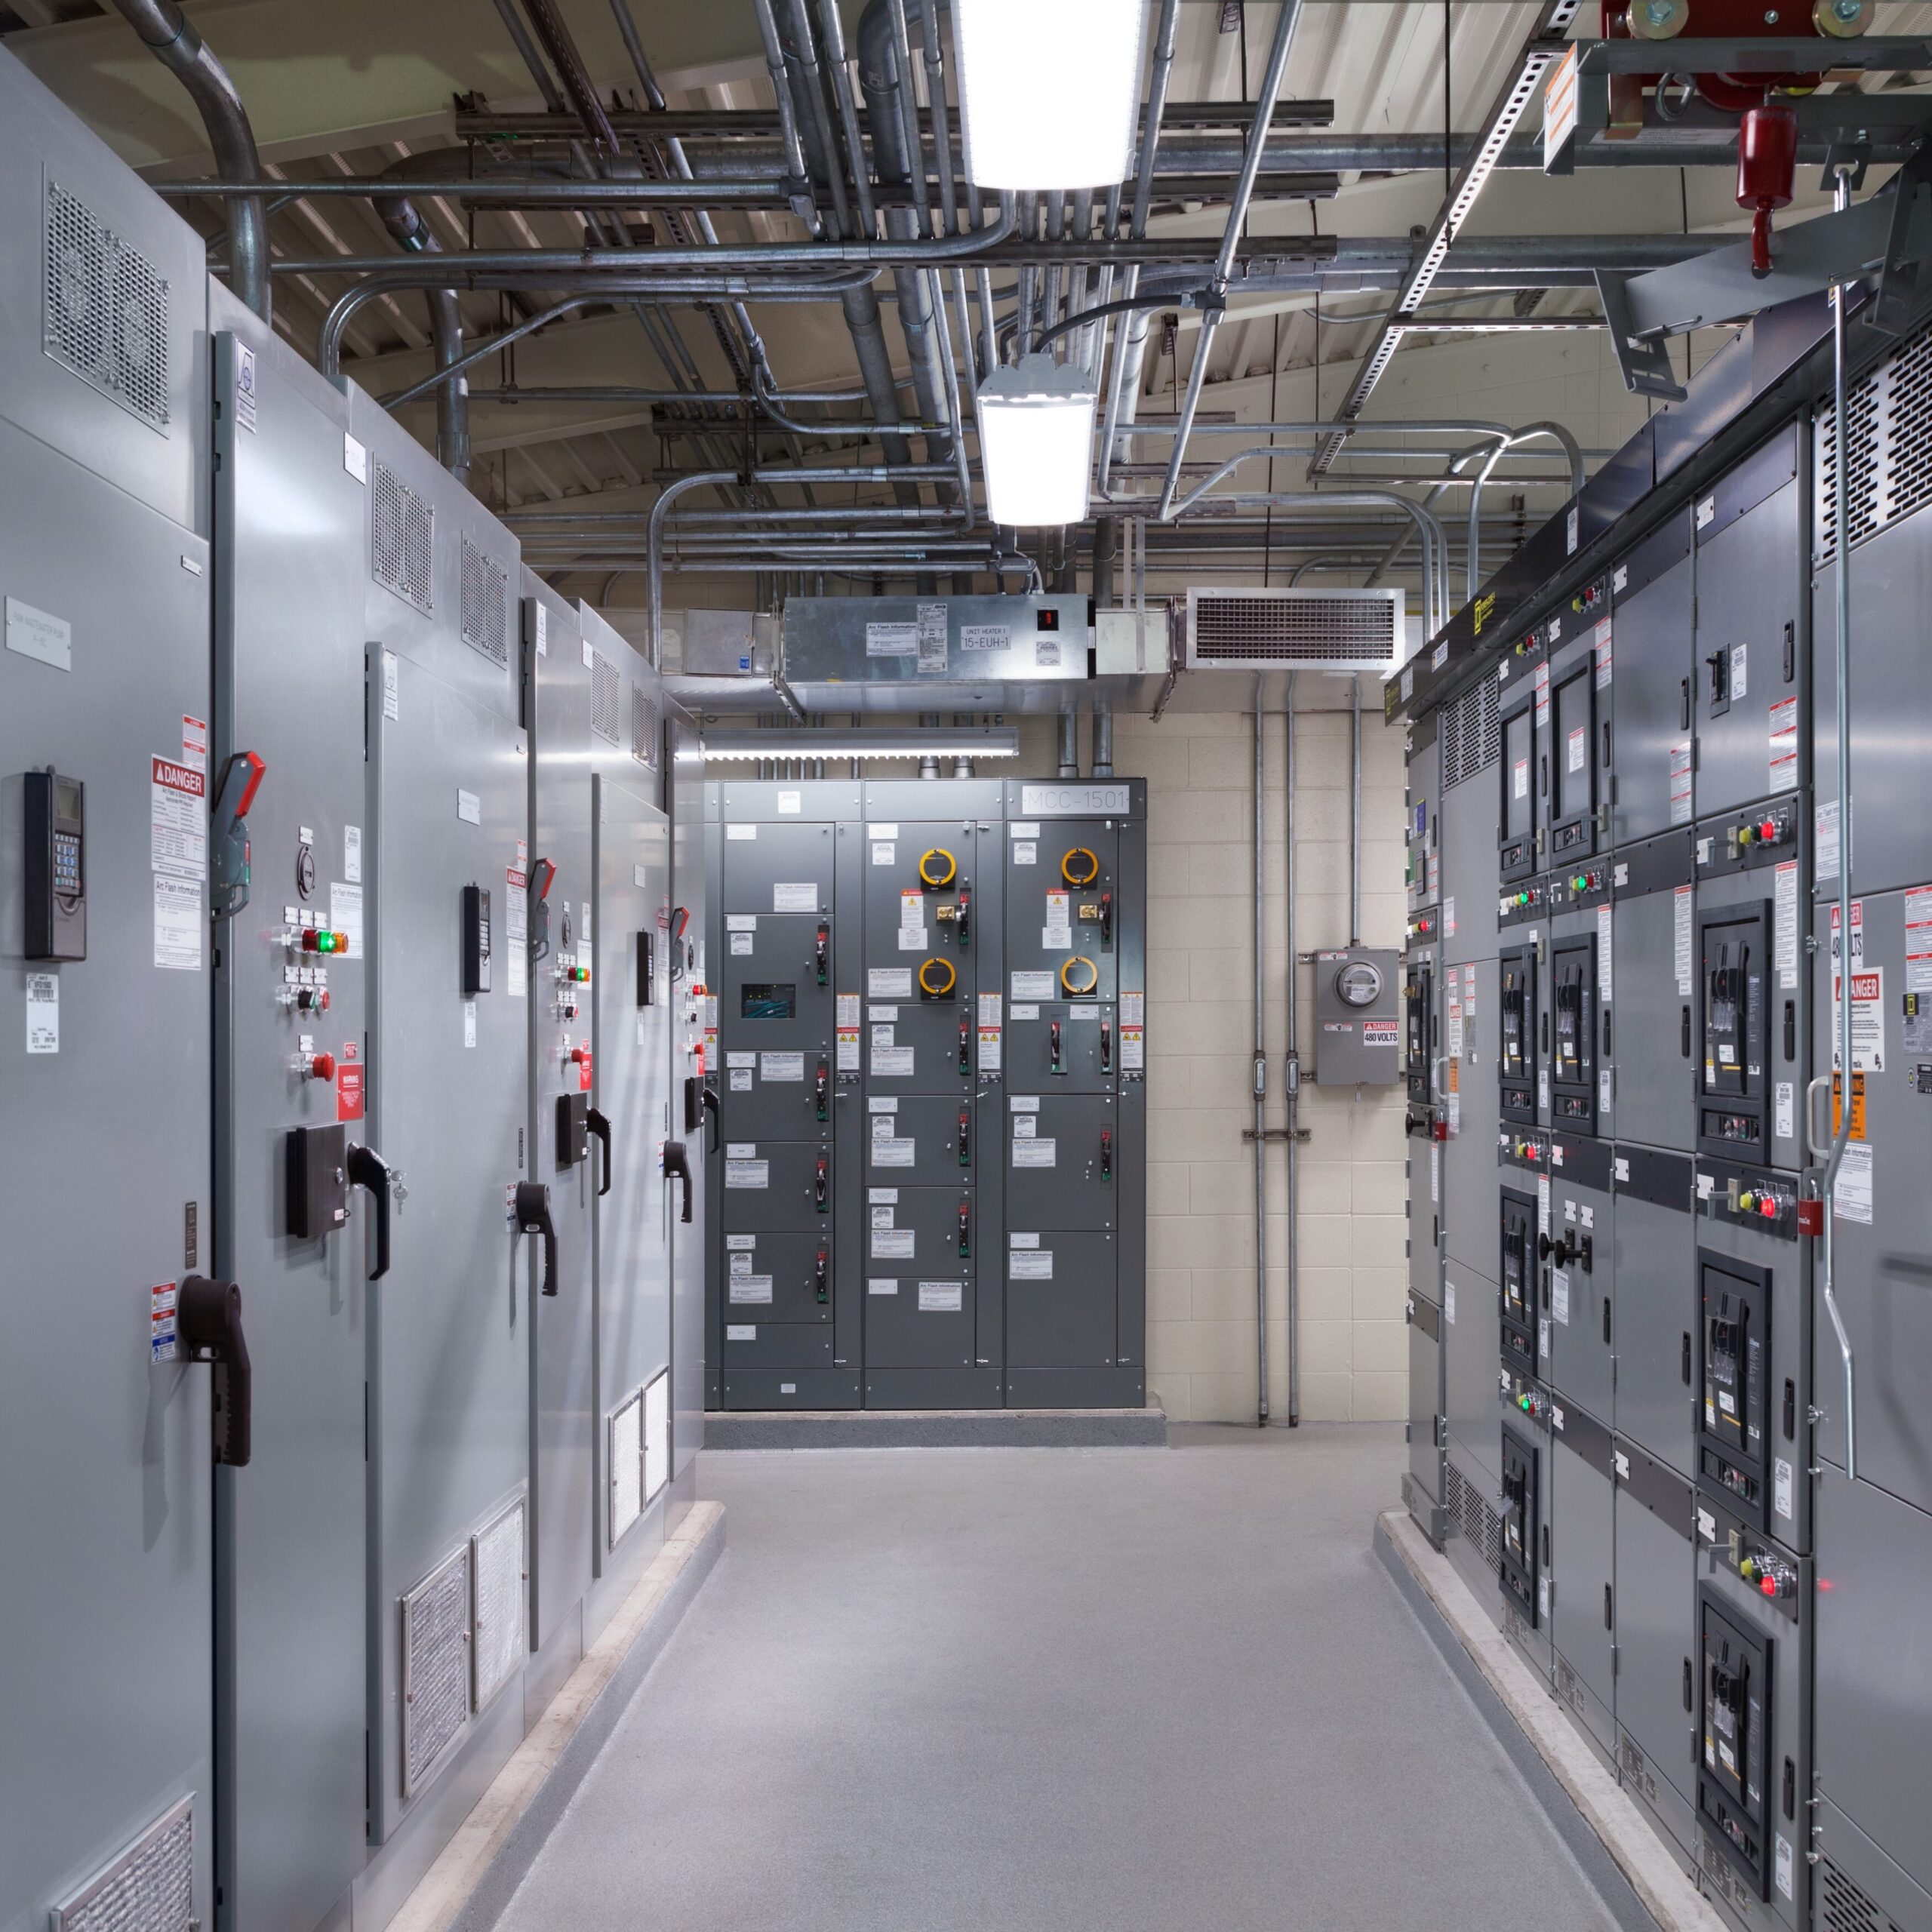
[1497,640,1543,887]
[208,291,374,1932]
[1607,510,1695,848]
[667,709,709,1475]
[707,777,1144,1409]
[1545,863,1611,1137]
[1438,679,1500,968]
[1499,940,1541,1128]
[1549,1403,1617,1764]
[1614,1444,1699,1857]
[1500,1183,1539,1379]
[1544,583,1613,867]
[1546,1134,1614,1426]
[1692,433,1805,823]
[1612,1146,1697,1478]
[1500,1420,1549,1674]
[1405,1287,1446,1540]
[1611,829,1697,1152]
[1441,956,1499,1281]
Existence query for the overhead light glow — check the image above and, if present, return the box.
[954,0,1149,190]
[977,354,1097,528]
[702,727,1022,762]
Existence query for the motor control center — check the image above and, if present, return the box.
[1395,300,1932,1932]
[704,778,1149,1411]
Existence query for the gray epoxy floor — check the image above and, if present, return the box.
[500,1426,1619,1932]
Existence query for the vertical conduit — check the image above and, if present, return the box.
[1283,675,1300,1425]
[1349,673,1363,946]
[1057,711,1078,779]
[1254,701,1269,1426]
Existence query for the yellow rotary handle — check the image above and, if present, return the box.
[918,955,958,998]
[1060,847,1100,888]
[918,847,957,888]
[1060,955,1100,997]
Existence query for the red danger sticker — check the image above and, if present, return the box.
[577,1048,594,1093]
[152,755,205,797]
[337,1063,365,1121]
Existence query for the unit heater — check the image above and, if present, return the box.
[1183,587,1404,672]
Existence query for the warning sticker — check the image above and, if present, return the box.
[1669,740,1693,826]
[505,869,527,998]
[1831,1069,1867,1141]
[152,873,202,972]
[181,714,208,774]
[1567,725,1587,774]
[151,1282,180,1364]
[1774,861,1798,990]
[866,620,918,657]
[1513,758,1530,801]
[26,971,57,1054]
[1829,900,1865,968]
[918,1281,964,1312]
[1120,1025,1143,1069]
[337,1062,365,1122]
[1829,964,1884,1073]
[1534,660,1551,728]
[1675,885,1694,996]
[151,755,207,879]
[1598,905,1613,999]
[1906,886,1932,994]
[1834,1141,1874,1224]
[869,968,912,999]
[837,1027,861,1071]
[1594,617,1612,689]
[1768,696,1798,794]
[915,601,948,675]
[1362,1020,1399,1046]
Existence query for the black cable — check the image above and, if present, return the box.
[1011,291,1209,364]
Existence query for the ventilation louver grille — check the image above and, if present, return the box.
[590,651,622,746]
[399,1546,469,1795]
[632,685,659,767]
[1444,1457,1503,1573]
[608,1390,643,1548]
[1820,1859,1902,1932]
[373,461,434,614]
[1440,675,1500,790]
[1186,587,1401,669]
[51,1797,194,1932]
[460,537,509,666]
[644,1369,670,1506]
[1815,321,1932,563]
[43,179,171,432]
[469,1499,526,1715]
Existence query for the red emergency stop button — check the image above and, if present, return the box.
[1760,1195,1779,1220]
[1761,818,1779,841]
[1761,1574,1780,1597]
[309,1052,336,1081]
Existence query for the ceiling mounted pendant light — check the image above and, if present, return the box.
[953,0,1149,190]
[977,353,1097,528]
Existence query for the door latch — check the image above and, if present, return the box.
[814,920,829,986]
[814,1246,829,1305]
[1050,1020,1064,1075]
[814,1152,829,1214]
[514,1181,558,1294]
[178,1274,252,1467]
[958,1107,971,1167]
[1100,1128,1113,1180]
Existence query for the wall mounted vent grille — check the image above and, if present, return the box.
[459,537,508,666]
[373,461,434,615]
[1820,1859,1903,1932]
[50,1796,194,1932]
[469,1498,525,1715]
[1184,587,1402,669]
[644,1368,670,1506]
[43,178,171,432]
[1444,1457,1502,1571]
[1440,675,1500,790]
[632,686,659,767]
[399,1546,469,1795]
[1814,320,1932,563]
[590,651,622,746]
[608,1390,643,1548]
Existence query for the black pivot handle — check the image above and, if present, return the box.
[347,1143,393,1280]
[663,1140,694,1223]
[179,1274,252,1467]
[702,1082,721,1152]
[515,1180,558,1295]
[586,1107,613,1197]
[684,1072,702,1134]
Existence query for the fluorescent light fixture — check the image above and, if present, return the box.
[702,727,1021,762]
[977,353,1097,528]
[954,0,1149,190]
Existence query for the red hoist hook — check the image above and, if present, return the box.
[1737,102,1799,279]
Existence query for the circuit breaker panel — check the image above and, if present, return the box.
[706,777,1146,1409]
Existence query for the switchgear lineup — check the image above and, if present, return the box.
[1397,319,1932,1931]
[703,777,1149,1410]
[0,55,708,1932]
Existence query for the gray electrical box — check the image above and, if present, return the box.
[1313,947,1400,1084]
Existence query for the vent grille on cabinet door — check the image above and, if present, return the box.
[460,537,509,666]
[399,1546,469,1795]
[373,461,435,614]
[469,1497,526,1715]
[1820,1859,1902,1932]
[49,1796,194,1932]
[1814,319,1932,563]
[590,651,622,746]
[632,685,659,767]
[608,1389,643,1548]
[43,179,171,432]
[643,1368,670,1506]
[1440,675,1500,791]
[1444,1457,1502,1572]
[1185,587,1402,669]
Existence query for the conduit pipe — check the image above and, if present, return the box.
[1057,712,1079,778]
[374,196,470,483]
[1254,702,1270,1428]
[105,0,269,321]
[1349,674,1361,946]
[1463,422,1583,602]
[1282,676,1300,1426]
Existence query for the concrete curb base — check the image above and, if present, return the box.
[704,1404,1168,1448]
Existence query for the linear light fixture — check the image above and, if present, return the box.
[954,0,1149,190]
[977,353,1097,527]
[701,727,1021,761]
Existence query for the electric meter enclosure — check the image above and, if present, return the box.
[1314,946,1401,1084]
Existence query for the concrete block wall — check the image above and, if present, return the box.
[1014,688,1407,1424]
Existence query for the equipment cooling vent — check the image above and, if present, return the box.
[50,1797,194,1932]
[460,537,509,666]
[470,1497,525,1715]
[1185,587,1402,670]
[43,178,171,432]
[1820,1859,1903,1932]
[1444,1457,1502,1573]
[1816,318,1932,563]
[1440,676,1500,791]
[590,651,622,746]
[608,1389,643,1548]
[373,461,435,615]
[399,1546,469,1795]
[632,685,659,767]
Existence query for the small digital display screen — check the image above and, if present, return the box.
[741,983,795,1020]
[1037,608,1060,632]
[55,778,81,819]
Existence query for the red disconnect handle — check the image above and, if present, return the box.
[231,750,266,819]
[309,1052,336,1081]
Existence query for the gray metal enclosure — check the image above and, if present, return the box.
[208,288,373,1932]
[0,48,217,1930]
[706,771,1146,1408]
